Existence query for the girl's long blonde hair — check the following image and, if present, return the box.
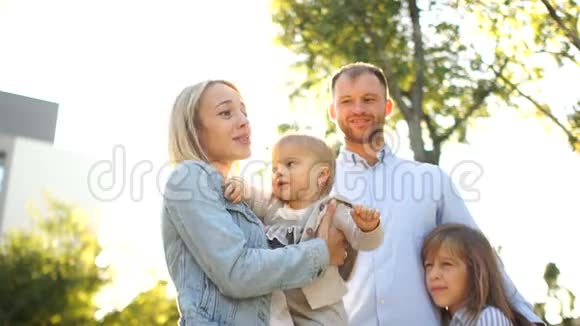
[168,80,240,164]
[421,223,528,326]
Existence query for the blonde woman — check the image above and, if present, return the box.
[162,80,348,325]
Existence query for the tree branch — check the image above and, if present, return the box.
[533,49,579,64]
[540,0,580,51]
[360,16,412,120]
[408,0,426,120]
[423,112,440,142]
[497,73,579,147]
[438,60,509,142]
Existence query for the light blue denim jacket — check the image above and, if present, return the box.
[162,160,330,325]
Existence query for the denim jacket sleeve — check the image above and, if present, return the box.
[436,168,544,325]
[164,161,329,299]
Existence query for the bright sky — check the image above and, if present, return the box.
[1,0,579,321]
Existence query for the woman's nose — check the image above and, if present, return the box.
[237,111,249,128]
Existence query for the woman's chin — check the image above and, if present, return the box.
[234,148,251,160]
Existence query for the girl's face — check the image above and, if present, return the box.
[424,243,469,315]
[197,83,251,165]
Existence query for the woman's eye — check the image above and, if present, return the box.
[219,110,232,118]
[287,161,295,168]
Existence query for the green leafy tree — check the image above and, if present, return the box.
[534,263,577,326]
[271,0,579,164]
[101,281,178,326]
[0,194,107,325]
[458,0,579,152]
[536,0,580,61]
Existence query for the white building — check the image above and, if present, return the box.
[0,134,102,234]
[0,91,102,235]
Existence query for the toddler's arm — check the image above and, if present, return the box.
[224,177,281,219]
[333,202,383,251]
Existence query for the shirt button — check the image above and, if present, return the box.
[319,203,325,211]
[379,299,385,305]
[306,228,314,236]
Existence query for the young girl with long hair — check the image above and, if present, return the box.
[421,224,532,326]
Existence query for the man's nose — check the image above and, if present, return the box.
[353,99,366,114]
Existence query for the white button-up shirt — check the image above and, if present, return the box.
[332,146,542,326]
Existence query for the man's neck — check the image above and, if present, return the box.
[344,138,384,166]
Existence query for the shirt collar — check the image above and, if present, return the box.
[450,307,476,326]
[339,144,391,168]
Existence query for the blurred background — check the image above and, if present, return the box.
[0,0,578,325]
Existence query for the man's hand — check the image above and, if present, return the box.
[223,177,248,204]
[351,205,380,232]
[317,200,348,266]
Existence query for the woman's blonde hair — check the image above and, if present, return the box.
[168,80,240,164]
[421,224,528,326]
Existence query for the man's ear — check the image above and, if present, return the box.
[329,103,337,121]
[385,98,393,117]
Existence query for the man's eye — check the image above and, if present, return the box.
[287,161,296,168]
[364,98,375,103]
[341,99,352,104]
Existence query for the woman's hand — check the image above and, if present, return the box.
[317,200,348,266]
[351,205,380,232]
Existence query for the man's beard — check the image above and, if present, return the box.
[342,118,385,145]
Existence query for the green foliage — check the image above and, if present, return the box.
[271,0,580,162]
[458,0,580,152]
[0,194,106,325]
[271,0,505,164]
[531,0,579,65]
[568,106,580,151]
[277,122,301,135]
[535,262,577,325]
[0,195,181,325]
[101,281,178,326]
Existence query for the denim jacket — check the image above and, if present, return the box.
[162,160,330,325]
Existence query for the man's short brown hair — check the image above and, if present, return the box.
[330,62,389,99]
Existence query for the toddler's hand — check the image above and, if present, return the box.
[351,205,380,232]
[224,177,247,204]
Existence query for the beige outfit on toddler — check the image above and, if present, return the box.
[247,192,384,326]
